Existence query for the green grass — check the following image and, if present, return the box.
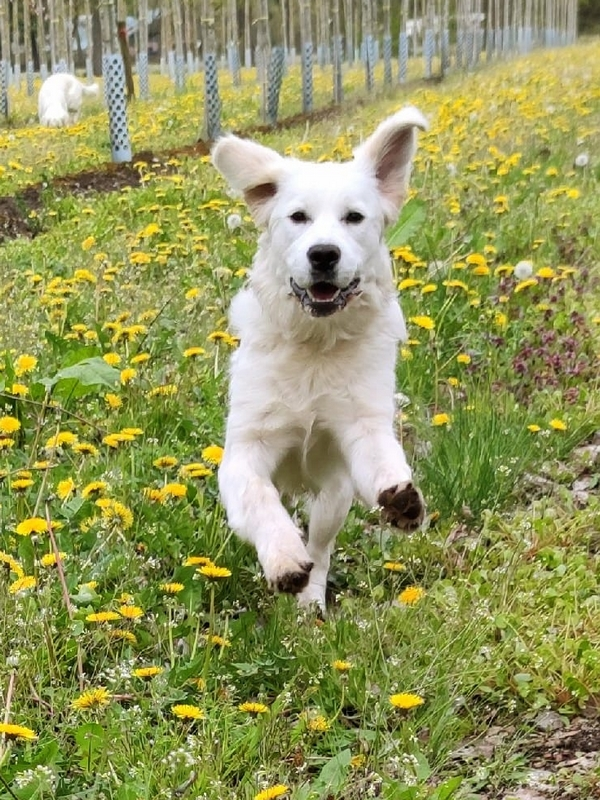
[1,41,599,800]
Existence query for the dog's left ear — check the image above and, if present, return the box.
[354,106,428,224]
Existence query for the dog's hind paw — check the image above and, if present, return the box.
[378,482,425,531]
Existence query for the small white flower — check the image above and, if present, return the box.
[446,162,457,177]
[574,152,589,168]
[226,213,242,230]
[514,260,534,280]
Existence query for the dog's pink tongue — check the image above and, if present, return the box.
[311,282,338,301]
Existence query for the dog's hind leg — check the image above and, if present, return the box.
[218,442,314,594]
[297,477,354,612]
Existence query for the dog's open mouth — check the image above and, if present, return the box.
[289,278,361,317]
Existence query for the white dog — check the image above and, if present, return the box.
[212,108,427,610]
[38,74,99,128]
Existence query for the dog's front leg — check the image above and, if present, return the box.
[338,420,425,530]
[218,441,314,593]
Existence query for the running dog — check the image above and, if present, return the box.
[212,107,428,610]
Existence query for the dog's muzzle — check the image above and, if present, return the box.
[289,278,362,317]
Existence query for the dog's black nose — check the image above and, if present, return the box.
[307,244,341,273]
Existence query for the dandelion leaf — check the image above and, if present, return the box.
[312,749,352,797]
[38,357,120,399]
[386,198,427,249]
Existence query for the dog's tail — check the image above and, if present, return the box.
[81,82,100,98]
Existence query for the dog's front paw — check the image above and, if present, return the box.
[261,543,314,595]
[275,562,314,594]
[378,482,425,530]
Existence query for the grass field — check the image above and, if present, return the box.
[0,41,599,800]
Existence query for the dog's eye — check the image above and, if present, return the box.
[344,211,364,224]
[290,211,309,223]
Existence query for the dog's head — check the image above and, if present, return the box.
[212,108,427,318]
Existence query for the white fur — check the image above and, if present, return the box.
[212,107,428,611]
[38,74,99,128]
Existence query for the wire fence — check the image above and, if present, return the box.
[0,0,580,160]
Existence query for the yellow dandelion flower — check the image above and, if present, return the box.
[86,611,121,623]
[183,346,206,358]
[472,265,491,276]
[121,427,143,437]
[14,355,37,376]
[57,477,76,500]
[143,487,166,503]
[98,499,133,529]
[179,463,213,479]
[184,556,214,567]
[11,478,33,491]
[71,687,111,710]
[254,785,289,800]
[398,586,426,606]
[10,383,29,397]
[307,715,330,732]
[105,393,123,410]
[0,415,21,434]
[549,418,567,431]
[207,331,239,347]
[527,424,541,433]
[0,722,38,741]
[351,754,366,768]
[447,377,460,387]
[514,278,538,293]
[159,582,185,594]
[120,368,137,385]
[465,253,487,267]
[432,413,451,426]
[119,605,144,620]
[81,236,96,251]
[133,666,164,679]
[16,517,47,536]
[130,352,151,365]
[153,456,179,469]
[73,442,100,457]
[389,692,425,710]
[201,445,224,466]
[146,384,178,398]
[383,561,406,572]
[172,704,204,720]
[398,278,423,291]
[40,552,67,567]
[239,702,269,714]
[332,660,353,671]
[45,431,78,449]
[0,552,24,578]
[208,634,231,648]
[103,352,121,366]
[456,354,471,365]
[185,287,200,300]
[162,482,187,499]
[421,283,437,293]
[9,575,37,595]
[536,267,556,279]
[82,481,108,499]
[109,628,138,644]
[197,564,231,579]
[408,315,435,331]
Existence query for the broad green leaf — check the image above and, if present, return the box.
[386,198,427,249]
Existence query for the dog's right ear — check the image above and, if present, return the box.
[211,136,285,227]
